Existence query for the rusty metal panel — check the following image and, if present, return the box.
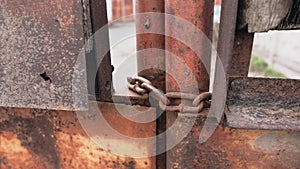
[167,110,300,168]
[0,102,156,168]
[0,0,87,110]
[226,77,300,130]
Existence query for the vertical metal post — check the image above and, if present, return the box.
[165,0,212,93]
[165,0,213,168]
[136,0,165,91]
[229,29,254,76]
[216,0,239,75]
[213,1,253,126]
[89,0,113,101]
[136,1,165,168]
[217,0,254,77]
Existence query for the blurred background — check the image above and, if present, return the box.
[106,0,300,82]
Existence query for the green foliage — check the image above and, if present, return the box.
[250,55,286,78]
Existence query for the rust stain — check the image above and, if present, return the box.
[0,103,156,169]
[167,109,300,169]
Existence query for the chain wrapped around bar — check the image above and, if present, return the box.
[127,76,212,113]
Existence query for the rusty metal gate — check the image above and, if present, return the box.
[0,0,300,168]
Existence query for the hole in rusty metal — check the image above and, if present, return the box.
[40,72,52,83]
[105,81,111,90]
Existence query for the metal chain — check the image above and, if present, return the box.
[127,76,212,114]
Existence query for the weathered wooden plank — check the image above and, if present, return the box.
[0,0,87,110]
[226,77,300,130]
[238,0,300,32]
[0,102,156,168]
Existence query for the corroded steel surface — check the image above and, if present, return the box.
[165,0,213,168]
[0,0,87,110]
[230,29,254,76]
[165,0,213,93]
[167,109,300,169]
[89,0,113,101]
[226,77,300,130]
[136,0,165,91]
[136,2,166,168]
[0,103,156,168]
[217,0,239,75]
[217,0,254,77]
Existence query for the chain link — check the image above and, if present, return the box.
[127,76,212,114]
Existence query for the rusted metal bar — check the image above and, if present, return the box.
[136,0,165,91]
[216,0,254,77]
[210,0,242,127]
[218,0,254,77]
[135,1,166,168]
[165,0,213,168]
[229,29,254,76]
[165,0,212,93]
[89,0,113,101]
[217,0,239,75]
[0,103,156,168]
[226,77,300,130]
[211,1,252,136]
